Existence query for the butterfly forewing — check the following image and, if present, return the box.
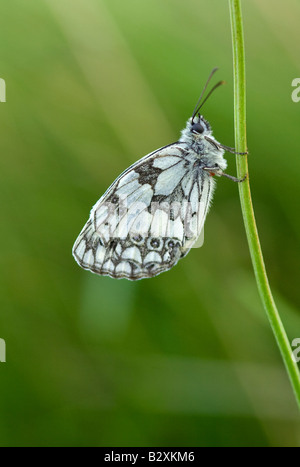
[72,142,214,280]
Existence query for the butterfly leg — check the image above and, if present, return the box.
[220,172,247,183]
[203,166,247,183]
[204,136,248,155]
[218,144,248,155]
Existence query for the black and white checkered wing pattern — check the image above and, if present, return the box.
[72,143,214,280]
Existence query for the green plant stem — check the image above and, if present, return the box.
[229,0,300,409]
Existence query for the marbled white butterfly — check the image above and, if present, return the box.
[72,68,246,280]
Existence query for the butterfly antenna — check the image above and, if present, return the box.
[192,69,226,122]
[196,80,225,114]
[191,67,219,123]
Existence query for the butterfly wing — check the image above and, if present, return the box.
[72,143,215,280]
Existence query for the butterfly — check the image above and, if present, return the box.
[72,68,247,280]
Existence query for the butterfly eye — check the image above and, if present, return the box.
[191,122,204,134]
[166,239,180,250]
[147,237,163,251]
[111,195,119,204]
[150,238,160,248]
[131,234,144,245]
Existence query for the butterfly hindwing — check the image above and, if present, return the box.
[73,143,215,280]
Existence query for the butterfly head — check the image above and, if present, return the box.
[190,114,211,136]
[180,113,212,147]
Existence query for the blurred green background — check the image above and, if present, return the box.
[0,0,299,447]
